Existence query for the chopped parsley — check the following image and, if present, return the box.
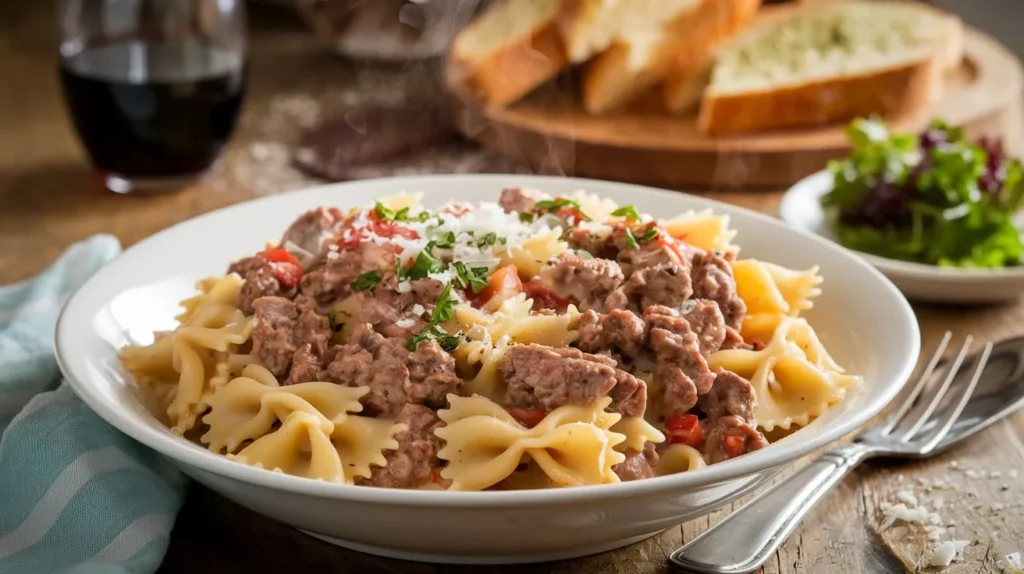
[638,226,660,243]
[623,228,639,249]
[351,270,381,292]
[408,244,444,279]
[407,325,460,352]
[407,284,460,351]
[374,202,429,222]
[431,230,457,249]
[430,283,457,323]
[476,232,504,248]
[519,212,534,223]
[533,198,591,221]
[611,205,641,221]
[451,262,490,293]
[395,260,410,282]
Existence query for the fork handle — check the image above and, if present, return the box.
[669,443,871,574]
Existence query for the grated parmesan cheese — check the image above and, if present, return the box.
[926,540,970,567]
[880,503,930,529]
[394,318,416,329]
[895,490,918,506]
[411,304,426,316]
[396,281,411,294]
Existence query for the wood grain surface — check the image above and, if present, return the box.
[2,3,1023,573]
[452,18,1024,191]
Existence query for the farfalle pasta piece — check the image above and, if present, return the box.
[201,364,366,452]
[710,316,860,432]
[732,259,823,341]
[121,274,254,434]
[201,364,402,483]
[655,445,708,476]
[454,293,580,348]
[453,329,512,400]
[612,417,666,452]
[660,209,738,253]
[230,411,345,481]
[501,229,569,279]
[436,395,626,491]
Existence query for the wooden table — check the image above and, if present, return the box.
[3,3,1023,573]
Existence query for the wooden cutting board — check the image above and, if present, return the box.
[452,25,1023,191]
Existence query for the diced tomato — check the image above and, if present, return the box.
[335,217,419,251]
[258,248,303,289]
[472,264,523,311]
[508,408,547,429]
[665,414,703,449]
[522,279,574,312]
[555,206,588,226]
[722,433,747,458]
[259,247,301,267]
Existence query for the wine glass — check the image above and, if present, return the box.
[58,0,248,194]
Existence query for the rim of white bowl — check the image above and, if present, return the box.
[785,170,1024,280]
[56,174,921,508]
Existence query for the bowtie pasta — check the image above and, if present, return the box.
[120,187,861,490]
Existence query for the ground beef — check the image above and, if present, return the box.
[566,228,617,260]
[344,277,446,339]
[691,251,746,329]
[699,369,757,423]
[680,299,727,356]
[325,333,408,418]
[720,326,752,351]
[498,186,541,213]
[362,404,444,489]
[299,242,397,306]
[250,296,331,379]
[608,369,647,418]
[280,207,344,260]
[644,306,715,416]
[612,441,660,482]
[576,309,646,358]
[537,253,624,311]
[285,344,323,385]
[228,256,295,315]
[616,239,678,276]
[406,339,462,408]
[617,263,692,311]
[323,324,461,417]
[702,415,768,464]
[502,344,646,417]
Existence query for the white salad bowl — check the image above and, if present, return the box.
[56,175,920,565]
[781,170,1024,305]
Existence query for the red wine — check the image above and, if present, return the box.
[60,40,246,180]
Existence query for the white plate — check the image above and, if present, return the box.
[55,175,920,564]
[781,170,1024,305]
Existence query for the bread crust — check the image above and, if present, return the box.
[697,56,942,135]
[448,16,569,108]
[583,0,759,115]
[661,0,763,114]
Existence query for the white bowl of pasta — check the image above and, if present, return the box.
[55,175,919,564]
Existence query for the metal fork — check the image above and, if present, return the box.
[669,333,993,574]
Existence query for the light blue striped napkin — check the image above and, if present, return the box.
[0,235,186,574]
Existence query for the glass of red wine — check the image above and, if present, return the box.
[58,0,247,194]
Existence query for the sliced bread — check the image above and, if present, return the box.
[695,1,963,134]
[660,0,766,115]
[447,0,568,108]
[580,0,703,114]
[557,0,701,64]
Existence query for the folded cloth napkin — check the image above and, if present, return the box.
[0,235,186,574]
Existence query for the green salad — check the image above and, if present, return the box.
[820,118,1024,268]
